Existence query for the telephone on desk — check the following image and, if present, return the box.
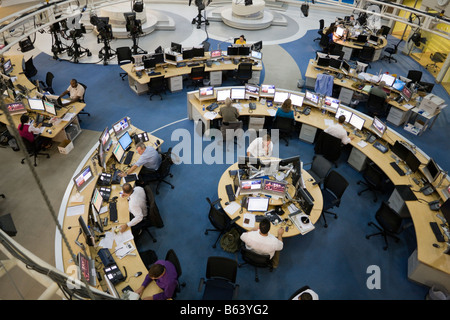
[365,132,376,144]
[249,102,256,110]
[303,107,311,115]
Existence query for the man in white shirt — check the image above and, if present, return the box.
[240,218,284,268]
[324,115,353,145]
[58,79,85,106]
[247,134,273,158]
[119,183,148,235]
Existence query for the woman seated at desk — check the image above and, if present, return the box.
[18,114,52,149]
[275,98,294,119]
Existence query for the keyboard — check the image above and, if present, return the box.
[148,71,161,76]
[206,103,219,111]
[109,201,118,222]
[390,162,405,176]
[188,62,200,67]
[373,141,388,153]
[226,184,235,202]
[430,222,445,242]
[123,151,134,165]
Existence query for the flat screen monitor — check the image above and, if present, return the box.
[165,53,177,63]
[99,127,111,151]
[405,151,421,173]
[78,216,94,247]
[231,88,245,100]
[2,59,12,75]
[251,40,263,51]
[356,34,368,43]
[392,79,406,91]
[380,73,396,87]
[28,98,45,111]
[263,180,287,195]
[91,188,103,214]
[182,49,194,60]
[336,26,345,37]
[245,84,259,99]
[210,50,222,58]
[251,50,262,60]
[335,107,352,123]
[440,199,450,226]
[118,131,132,151]
[112,117,131,138]
[401,86,412,101]
[153,53,164,64]
[171,42,182,53]
[369,35,379,43]
[240,179,263,194]
[246,197,269,212]
[112,141,125,163]
[143,57,155,69]
[370,116,386,138]
[273,91,290,104]
[6,102,26,115]
[423,158,440,183]
[193,46,205,57]
[238,46,250,56]
[216,89,231,102]
[198,86,214,101]
[289,93,304,107]
[73,166,95,192]
[317,57,330,67]
[341,60,350,74]
[259,84,275,98]
[305,90,319,105]
[390,141,410,161]
[227,46,239,56]
[329,58,342,70]
[324,96,340,111]
[43,100,57,116]
[349,113,365,131]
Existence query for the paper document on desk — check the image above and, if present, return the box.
[223,60,232,64]
[204,111,218,120]
[357,140,368,148]
[115,229,134,245]
[243,213,255,228]
[403,104,414,110]
[61,112,75,122]
[66,204,85,216]
[266,109,277,117]
[98,231,114,249]
[224,201,241,216]
[115,241,136,259]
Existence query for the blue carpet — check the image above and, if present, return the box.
[29,27,450,299]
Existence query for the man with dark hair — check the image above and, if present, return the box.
[240,218,284,268]
[135,260,178,300]
[58,78,85,106]
[118,183,147,234]
[324,114,353,145]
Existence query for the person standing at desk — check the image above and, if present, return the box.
[247,134,273,157]
[118,183,147,234]
[135,260,178,300]
[324,115,353,145]
[118,142,161,183]
[240,218,284,268]
[58,79,85,107]
[218,97,240,123]
[275,98,294,119]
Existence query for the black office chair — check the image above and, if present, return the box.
[314,131,342,167]
[272,116,295,146]
[314,19,325,41]
[116,46,132,80]
[305,154,333,187]
[238,244,273,282]
[147,75,166,100]
[367,93,388,118]
[24,56,38,79]
[39,72,55,94]
[320,170,349,228]
[188,65,205,89]
[357,161,387,202]
[144,148,175,195]
[132,185,161,242]
[288,285,312,300]
[235,63,253,85]
[358,46,375,68]
[77,82,90,118]
[318,34,330,53]
[382,40,400,63]
[205,197,238,248]
[165,249,186,297]
[20,136,50,167]
[378,25,391,37]
[426,52,446,72]
[220,120,243,150]
[198,256,239,300]
[366,201,403,250]
[406,70,422,85]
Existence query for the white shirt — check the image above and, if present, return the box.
[247,137,273,158]
[324,123,351,145]
[240,230,283,259]
[67,83,85,100]
[126,186,147,227]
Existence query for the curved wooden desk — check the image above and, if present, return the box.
[217,162,323,238]
[56,125,164,298]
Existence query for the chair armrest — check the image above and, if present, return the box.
[233,284,239,300]
[198,278,205,292]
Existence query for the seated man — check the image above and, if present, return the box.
[118,183,147,235]
[135,260,178,300]
[324,115,353,145]
[240,218,284,268]
[119,142,161,183]
[219,97,240,123]
[58,79,85,107]
[369,81,388,101]
[247,134,273,158]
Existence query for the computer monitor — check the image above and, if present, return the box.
[259,84,275,98]
[305,90,319,105]
[43,100,57,116]
[251,50,262,60]
[440,199,450,227]
[6,102,26,115]
[380,73,396,87]
[182,48,194,60]
[118,131,132,151]
[356,34,368,43]
[336,26,345,37]
[263,180,287,196]
[335,107,352,123]
[78,216,95,247]
[324,96,340,111]
[210,50,222,58]
[390,141,410,161]
[164,53,177,64]
[341,60,350,75]
[112,117,131,138]
[216,89,231,102]
[279,155,302,186]
[238,46,250,56]
[245,84,259,99]
[401,86,412,102]
[405,151,421,173]
[28,98,45,111]
[329,58,342,70]
[143,57,156,69]
[246,197,269,212]
[317,56,330,67]
[2,59,13,75]
[295,187,314,215]
[73,166,95,192]
[273,91,290,104]
[171,42,182,53]
[423,158,440,183]
[289,93,304,108]
[231,88,246,100]
[99,127,111,151]
[227,46,239,56]
[240,179,263,195]
[349,113,365,131]
[91,188,103,215]
[112,141,125,163]
[251,40,263,52]
[370,116,386,138]
[368,35,379,44]
[153,53,165,64]
[392,79,406,91]
[198,86,214,101]
[193,46,205,57]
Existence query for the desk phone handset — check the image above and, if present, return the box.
[249,102,256,110]
[365,133,376,144]
[133,132,149,143]
[420,183,435,196]
[240,196,249,214]
[303,107,311,115]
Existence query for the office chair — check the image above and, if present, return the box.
[314,131,342,167]
[305,154,333,187]
[165,249,186,298]
[220,120,243,150]
[366,201,403,250]
[235,63,253,85]
[272,116,295,146]
[144,183,163,227]
[426,52,446,72]
[314,19,325,41]
[320,170,349,228]
[24,56,38,79]
[188,65,205,89]
[116,46,132,80]
[39,72,55,94]
[288,285,312,300]
[147,75,166,100]
[77,82,91,119]
[198,256,239,300]
[144,148,175,195]
[20,136,50,167]
[139,249,158,269]
[238,244,273,282]
[382,40,400,63]
[357,161,387,202]
[248,116,265,132]
[406,70,422,85]
[358,46,375,68]
[378,25,391,37]
[205,197,238,248]
[318,34,330,53]
[367,93,388,118]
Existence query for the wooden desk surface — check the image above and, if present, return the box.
[217,162,323,238]
[60,126,164,297]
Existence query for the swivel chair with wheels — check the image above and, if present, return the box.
[77,82,90,119]
[116,46,132,80]
[24,56,38,79]
[357,161,387,202]
[238,244,273,282]
[272,116,295,146]
[382,40,400,63]
[143,148,175,195]
[314,19,325,41]
[39,72,55,94]
[314,131,342,167]
[320,170,349,228]
[358,46,375,68]
[188,65,205,89]
[165,249,186,298]
[21,136,50,167]
[205,197,238,248]
[305,154,333,187]
[367,93,388,118]
[426,52,446,72]
[147,75,166,100]
[366,201,403,250]
[220,120,243,150]
[198,256,239,300]
[235,63,253,85]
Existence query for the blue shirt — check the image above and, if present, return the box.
[275,108,294,119]
[135,147,161,170]
[141,260,178,300]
